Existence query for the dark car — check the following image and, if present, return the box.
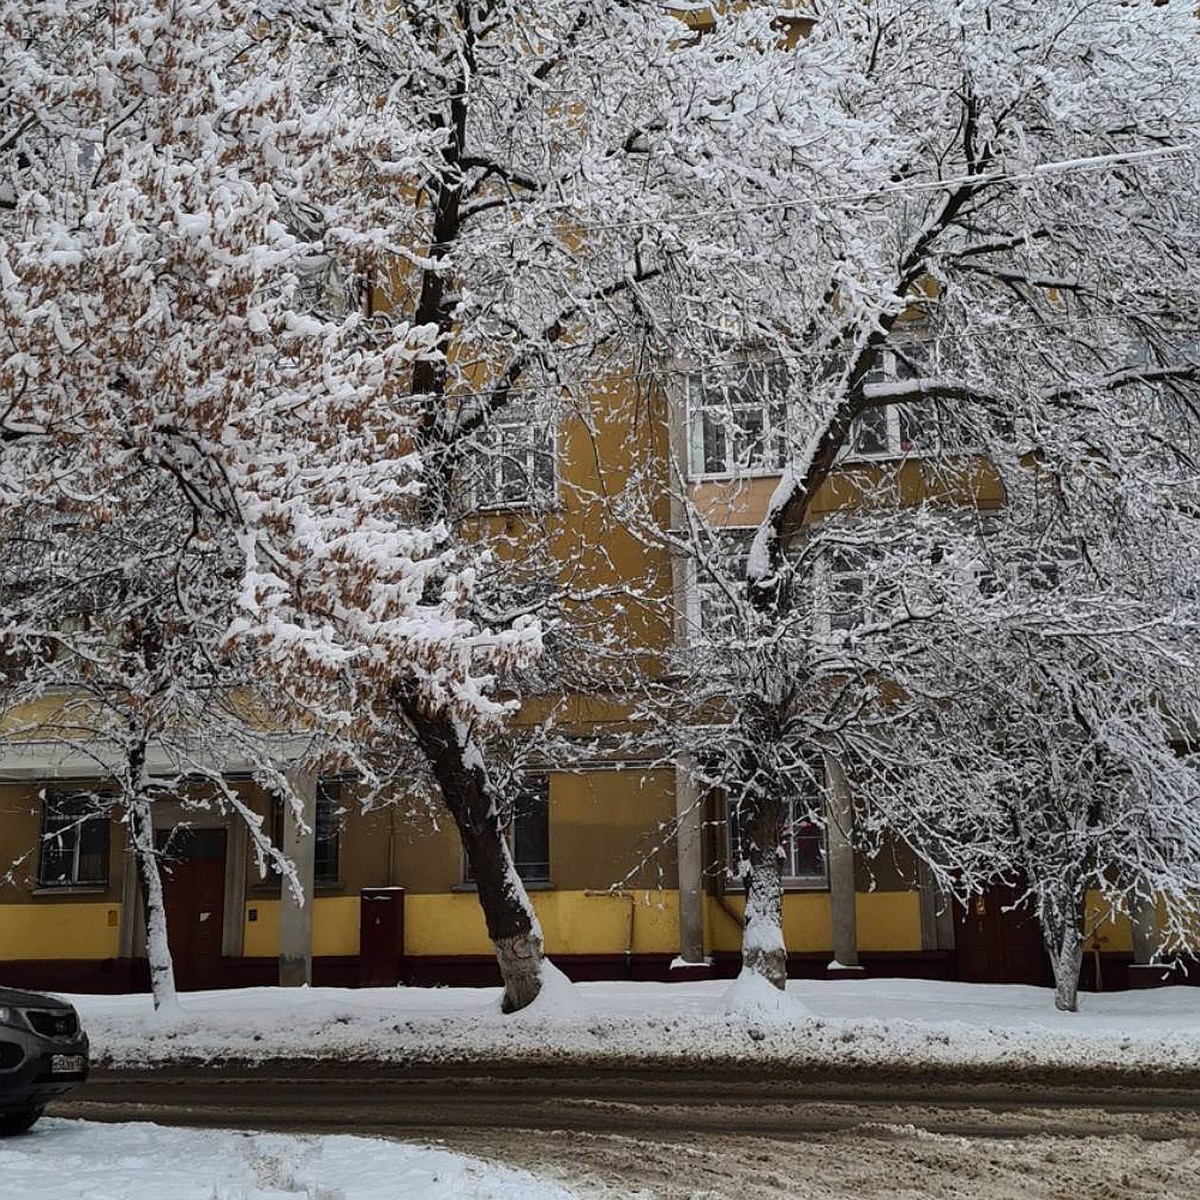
[0,986,89,1135]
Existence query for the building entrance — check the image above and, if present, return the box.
[955,883,1050,986]
[155,827,227,991]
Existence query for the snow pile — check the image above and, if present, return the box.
[718,969,812,1019]
[63,977,1200,1076]
[0,1120,578,1200]
[500,959,589,1020]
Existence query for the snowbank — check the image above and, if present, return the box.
[1,1119,578,1200]
[61,976,1200,1075]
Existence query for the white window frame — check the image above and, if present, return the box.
[685,547,750,642]
[841,346,938,462]
[687,361,790,479]
[469,406,557,511]
[815,543,895,641]
[725,791,828,890]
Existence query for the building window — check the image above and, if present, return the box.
[819,545,903,638]
[38,791,109,887]
[825,547,870,634]
[463,775,551,885]
[844,347,937,460]
[314,779,341,887]
[512,776,551,884]
[268,778,342,887]
[687,540,813,644]
[693,549,749,639]
[726,783,827,888]
[780,815,827,884]
[470,407,555,509]
[688,361,789,477]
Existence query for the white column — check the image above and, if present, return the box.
[221,817,247,958]
[674,756,707,966]
[278,770,317,987]
[1131,893,1161,967]
[824,753,861,973]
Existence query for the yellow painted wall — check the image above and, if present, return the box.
[707,890,923,954]
[857,891,922,952]
[0,902,120,960]
[243,896,362,958]
[551,770,677,890]
[1086,889,1134,953]
[403,889,680,957]
[0,884,1131,964]
[393,769,677,896]
[691,457,1005,531]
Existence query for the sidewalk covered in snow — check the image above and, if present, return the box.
[64,974,1200,1076]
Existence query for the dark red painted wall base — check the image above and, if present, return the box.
[1,950,1194,995]
[0,956,362,994]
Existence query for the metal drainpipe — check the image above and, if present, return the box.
[584,890,636,971]
[386,807,397,886]
[713,874,745,933]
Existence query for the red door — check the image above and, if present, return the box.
[359,888,406,986]
[956,883,1050,986]
[157,828,227,991]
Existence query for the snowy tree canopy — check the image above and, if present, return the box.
[0,0,535,736]
[622,0,1200,996]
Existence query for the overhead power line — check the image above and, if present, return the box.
[392,307,1199,407]
[532,142,1200,237]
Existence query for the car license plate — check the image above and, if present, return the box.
[50,1054,84,1074]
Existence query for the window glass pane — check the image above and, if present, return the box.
[828,551,866,631]
[498,451,526,503]
[38,833,74,886]
[782,817,825,881]
[829,576,864,631]
[512,778,550,883]
[898,404,923,452]
[850,407,889,456]
[731,405,766,469]
[39,793,108,886]
[315,780,341,886]
[532,434,555,495]
[695,550,747,637]
[701,410,728,474]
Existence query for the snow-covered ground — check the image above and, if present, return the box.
[63,969,1200,1074]
[1,1119,577,1200]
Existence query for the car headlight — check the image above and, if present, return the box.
[0,1006,12,1025]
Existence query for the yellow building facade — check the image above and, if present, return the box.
[0,361,1161,996]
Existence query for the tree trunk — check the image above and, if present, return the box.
[736,791,787,989]
[1045,898,1085,1013]
[401,699,544,1012]
[128,797,178,1013]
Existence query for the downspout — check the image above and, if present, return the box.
[585,890,636,973]
[386,806,397,886]
[713,872,745,934]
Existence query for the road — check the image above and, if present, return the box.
[53,1064,1200,1198]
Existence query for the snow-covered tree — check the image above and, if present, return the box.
[0,481,305,1012]
[237,0,714,1010]
[8,0,1200,1013]
[1,2,542,1001]
[622,1,1200,989]
[851,463,1200,1012]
